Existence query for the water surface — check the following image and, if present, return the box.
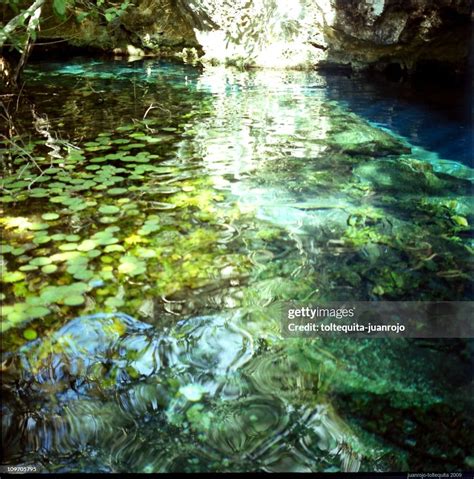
[1,58,473,473]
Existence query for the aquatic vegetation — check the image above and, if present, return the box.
[1,115,254,337]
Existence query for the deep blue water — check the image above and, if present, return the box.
[323,73,472,166]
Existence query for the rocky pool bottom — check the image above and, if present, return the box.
[1,59,473,472]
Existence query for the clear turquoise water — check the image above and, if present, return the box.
[1,58,473,473]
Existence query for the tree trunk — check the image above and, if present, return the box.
[0,0,45,87]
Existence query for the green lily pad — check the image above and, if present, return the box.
[66,234,81,242]
[0,244,13,254]
[51,234,66,241]
[100,255,114,264]
[2,304,50,331]
[108,188,127,196]
[23,328,38,340]
[105,297,125,308]
[50,195,72,204]
[27,223,49,231]
[64,295,85,306]
[121,143,146,150]
[41,213,60,221]
[77,240,98,252]
[29,188,48,198]
[69,203,88,212]
[73,270,94,281]
[19,265,39,272]
[50,251,81,262]
[138,223,160,235]
[30,257,52,266]
[135,247,157,258]
[104,244,125,253]
[59,243,79,251]
[33,235,51,245]
[116,125,135,132]
[41,264,58,274]
[99,216,117,224]
[118,256,146,276]
[98,205,120,215]
[92,232,118,245]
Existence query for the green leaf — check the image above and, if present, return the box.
[98,205,120,215]
[30,257,52,266]
[3,271,26,283]
[452,215,468,227]
[64,294,85,306]
[118,256,146,276]
[76,11,89,22]
[108,187,127,196]
[23,328,38,340]
[41,264,58,274]
[77,239,98,252]
[53,0,67,17]
[105,11,116,22]
[41,213,60,221]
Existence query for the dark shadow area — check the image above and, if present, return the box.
[319,68,472,165]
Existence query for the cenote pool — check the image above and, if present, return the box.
[1,58,473,472]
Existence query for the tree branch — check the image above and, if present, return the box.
[0,0,45,48]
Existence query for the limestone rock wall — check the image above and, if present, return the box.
[179,0,471,71]
[17,0,471,71]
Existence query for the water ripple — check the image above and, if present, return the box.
[3,313,361,472]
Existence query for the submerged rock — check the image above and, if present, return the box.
[324,337,474,471]
[354,159,472,194]
[2,312,360,473]
[328,118,411,157]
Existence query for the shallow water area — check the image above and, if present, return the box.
[1,58,473,473]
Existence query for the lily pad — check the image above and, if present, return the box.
[64,295,85,306]
[41,213,60,221]
[41,264,58,274]
[98,205,120,215]
[104,244,125,253]
[29,257,52,266]
[59,243,79,251]
[19,265,39,272]
[108,188,128,196]
[23,328,38,340]
[77,240,98,252]
[66,234,81,242]
[27,223,49,231]
[118,256,146,276]
[99,216,117,224]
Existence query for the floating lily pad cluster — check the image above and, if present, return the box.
[0,120,251,342]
